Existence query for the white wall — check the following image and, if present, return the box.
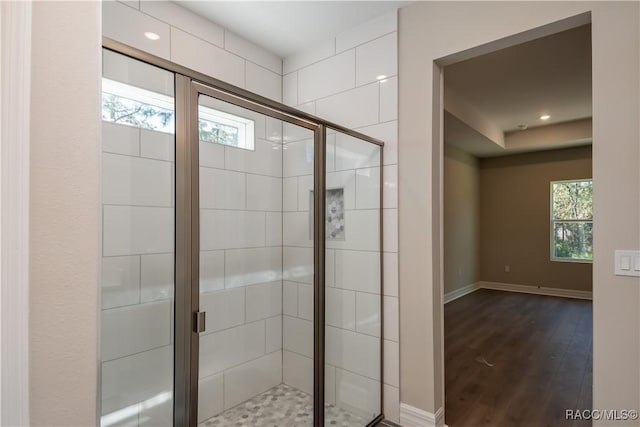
[282,11,400,422]
[29,1,101,425]
[399,2,639,425]
[103,1,282,102]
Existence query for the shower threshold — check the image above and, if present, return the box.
[199,383,368,427]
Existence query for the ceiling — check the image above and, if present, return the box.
[444,24,592,157]
[176,1,409,58]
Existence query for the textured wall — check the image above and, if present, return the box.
[29,2,101,425]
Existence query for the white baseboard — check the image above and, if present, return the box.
[478,281,592,300]
[399,404,445,427]
[443,282,480,304]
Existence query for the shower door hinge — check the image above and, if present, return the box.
[194,311,206,333]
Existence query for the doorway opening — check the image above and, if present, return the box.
[441,23,593,426]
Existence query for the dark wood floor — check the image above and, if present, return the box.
[445,289,592,427]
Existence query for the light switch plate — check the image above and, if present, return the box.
[615,250,640,277]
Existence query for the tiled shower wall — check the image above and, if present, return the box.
[101,115,285,426]
[195,98,285,422]
[281,126,384,420]
[102,2,285,425]
[101,55,176,427]
[103,1,397,424]
[103,1,283,102]
[282,11,400,422]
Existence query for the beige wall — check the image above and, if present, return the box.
[479,146,592,291]
[399,2,639,423]
[443,145,480,294]
[29,2,100,425]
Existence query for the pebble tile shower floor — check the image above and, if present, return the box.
[199,384,368,427]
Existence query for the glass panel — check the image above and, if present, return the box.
[325,128,382,425]
[196,93,315,426]
[552,180,593,220]
[100,49,175,427]
[553,221,593,260]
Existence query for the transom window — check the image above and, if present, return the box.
[102,78,255,150]
[551,179,593,262]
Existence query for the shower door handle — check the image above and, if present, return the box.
[194,311,206,333]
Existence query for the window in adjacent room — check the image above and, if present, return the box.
[551,179,593,262]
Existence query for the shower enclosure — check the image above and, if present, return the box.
[100,40,384,427]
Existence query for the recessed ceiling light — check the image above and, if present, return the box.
[376,75,388,81]
[517,124,528,130]
[144,32,160,41]
[540,114,551,121]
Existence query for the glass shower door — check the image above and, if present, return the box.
[100,49,176,427]
[324,129,383,426]
[194,88,316,426]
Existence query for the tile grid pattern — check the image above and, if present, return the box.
[104,0,283,102]
[102,2,286,425]
[281,126,384,421]
[282,10,400,423]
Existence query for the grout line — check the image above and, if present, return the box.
[102,343,172,364]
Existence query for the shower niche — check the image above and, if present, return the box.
[100,47,383,427]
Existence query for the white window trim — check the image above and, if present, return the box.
[1,1,31,425]
[550,178,593,263]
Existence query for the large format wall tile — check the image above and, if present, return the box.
[225,139,282,177]
[103,153,172,207]
[283,247,313,284]
[171,27,244,88]
[200,288,246,333]
[246,174,282,211]
[316,83,379,129]
[283,350,312,395]
[283,316,313,358]
[325,326,380,381]
[103,1,170,59]
[199,167,246,210]
[355,33,397,86]
[298,50,355,103]
[140,253,174,303]
[102,122,140,156]
[101,301,172,362]
[266,316,282,353]
[103,206,174,256]
[140,129,175,162]
[335,368,380,419]
[245,282,282,322]
[102,346,173,415]
[223,351,282,410]
[200,250,225,293]
[140,1,224,48]
[198,373,224,423]
[356,292,381,337]
[224,247,282,288]
[326,288,356,330]
[200,210,265,250]
[199,321,265,378]
[102,255,140,309]
[246,62,282,102]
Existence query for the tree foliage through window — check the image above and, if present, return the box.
[552,180,593,261]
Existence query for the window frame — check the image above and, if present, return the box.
[550,178,593,263]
